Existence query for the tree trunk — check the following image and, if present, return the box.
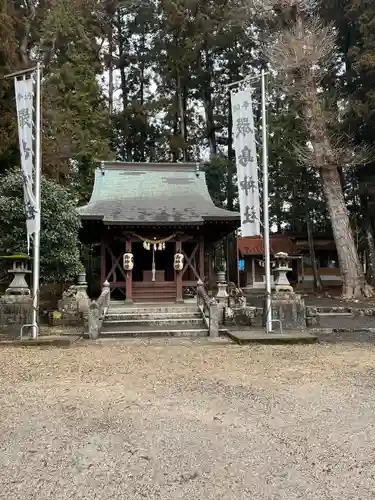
[227,90,235,211]
[176,70,187,161]
[108,22,114,116]
[116,10,130,161]
[320,166,371,298]
[306,208,324,292]
[301,73,371,298]
[303,168,324,291]
[201,47,217,158]
[361,194,375,285]
[139,42,146,162]
[365,219,375,285]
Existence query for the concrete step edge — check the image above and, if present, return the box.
[104,319,205,325]
[316,312,353,316]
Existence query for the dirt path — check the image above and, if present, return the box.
[1,341,375,499]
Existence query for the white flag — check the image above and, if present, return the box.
[14,76,40,252]
[231,88,261,237]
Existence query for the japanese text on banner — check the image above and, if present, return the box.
[231,88,261,237]
[14,76,40,252]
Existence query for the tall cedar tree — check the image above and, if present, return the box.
[266,0,371,299]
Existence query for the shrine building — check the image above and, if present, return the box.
[78,162,240,302]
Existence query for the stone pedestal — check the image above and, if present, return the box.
[0,294,33,333]
[225,284,256,326]
[214,281,228,326]
[225,305,257,326]
[263,291,306,330]
[216,282,228,302]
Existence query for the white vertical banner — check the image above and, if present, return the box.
[14,76,40,252]
[231,87,261,237]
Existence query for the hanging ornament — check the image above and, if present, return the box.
[131,232,177,248]
[174,253,184,271]
[123,252,134,271]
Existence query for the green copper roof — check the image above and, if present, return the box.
[78,162,240,226]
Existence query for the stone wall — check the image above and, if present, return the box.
[306,306,375,331]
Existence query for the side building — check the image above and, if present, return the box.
[238,234,342,291]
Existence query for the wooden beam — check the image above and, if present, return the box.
[125,239,133,303]
[182,243,200,281]
[105,244,127,281]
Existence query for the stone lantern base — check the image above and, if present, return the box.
[262,291,306,331]
[0,294,33,335]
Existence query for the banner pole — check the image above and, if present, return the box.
[261,69,272,333]
[31,62,41,339]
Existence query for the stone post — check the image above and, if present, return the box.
[75,268,90,318]
[209,298,220,338]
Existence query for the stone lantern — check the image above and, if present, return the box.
[0,255,33,335]
[5,255,31,295]
[272,252,293,293]
[215,260,228,302]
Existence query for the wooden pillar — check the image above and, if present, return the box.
[199,236,204,282]
[176,240,183,302]
[100,241,106,285]
[208,252,213,283]
[125,239,133,303]
[251,256,256,287]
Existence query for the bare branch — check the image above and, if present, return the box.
[264,17,336,87]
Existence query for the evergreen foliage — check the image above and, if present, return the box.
[0,169,81,283]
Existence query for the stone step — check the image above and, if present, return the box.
[133,294,176,304]
[103,317,205,328]
[95,325,209,338]
[106,311,202,321]
[132,288,176,293]
[317,312,353,316]
[313,307,352,313]
[133,298,178,303]
[108,305,198,315]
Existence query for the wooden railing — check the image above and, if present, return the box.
[196,279,219,337]
[87,281,111,339]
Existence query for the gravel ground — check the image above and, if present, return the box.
[1,340,375,499]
